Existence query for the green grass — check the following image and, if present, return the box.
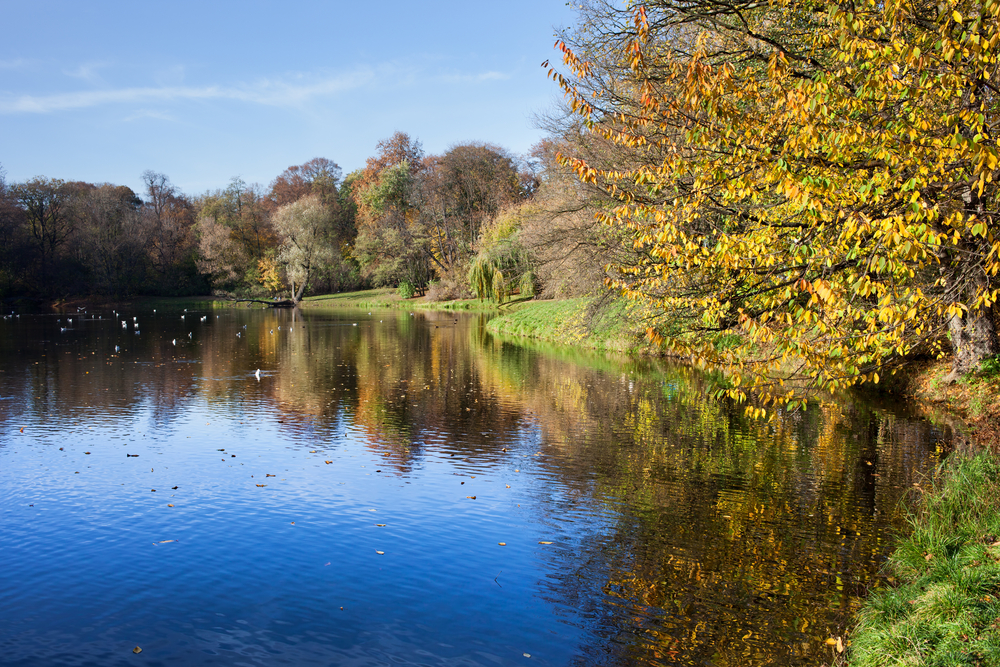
[301,289,508,313]
[486,297,656,354]
[849,452,1000,666]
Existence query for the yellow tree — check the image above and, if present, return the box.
[550,0,1000,411]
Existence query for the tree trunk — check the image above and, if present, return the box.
[945,303,999,382]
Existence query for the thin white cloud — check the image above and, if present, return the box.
[0,69,378,114]
[0,63,515,115]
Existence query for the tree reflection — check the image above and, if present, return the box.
[0,307,951,666]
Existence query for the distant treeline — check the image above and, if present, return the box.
[0,129,619,306]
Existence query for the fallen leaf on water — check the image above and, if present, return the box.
[538,541,554,545]
[309,450,318,453]
[171,486,178,489]
[498,542,506,546]
[167,504,174,507]
[256,484,267,487]
[290,522,295,525]
[20,427,24,433]
[376,551,385,555]
[266,474,275,477]
[133,646,142,654]
[376,524,386,527]
[466,496,477,499]
[156,540,175,544]
[151,489,156,492]
[523,653,531,658]
[506,485,511,488]
[84,452,90,455]
[325,461,332,464]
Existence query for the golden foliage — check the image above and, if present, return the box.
[552,0,1000,409]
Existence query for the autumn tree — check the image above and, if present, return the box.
[196,177,276,291]
[419,143,528,277]
[11,177,76,292]
[551,0,1000,410]
[269,157,342,208]
[75,184,150,296]
[352,133,435,289]
[142,171,200,294]
[0,165,30,296]
[271,195,338,303]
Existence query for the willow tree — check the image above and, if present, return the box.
[550,0,1000,410]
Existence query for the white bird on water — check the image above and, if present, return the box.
[172,339,176,345]
[255,369,261,381]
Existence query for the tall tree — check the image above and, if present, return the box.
[76,184,149,296]
[551,0,1000,409]
[272,195,338,303]
[11,177,74,292]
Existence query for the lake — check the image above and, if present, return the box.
[0,305,951,666]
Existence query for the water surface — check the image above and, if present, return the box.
[0,306,950,665]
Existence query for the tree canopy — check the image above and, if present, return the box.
[549,0,1000,411]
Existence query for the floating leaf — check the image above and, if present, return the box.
[325,461,333,464]
[376,550,385,555]
[84,452,90,455]
[498,542,506,546]
[256,484,267,487]
[167,504,174,507]
[171,486,178,489]
[309,450,318,453]
[266,474,275,477]
[133,646,142,654]
[466,496,477,499]
[376,524,386,527]
[538,541,554,545]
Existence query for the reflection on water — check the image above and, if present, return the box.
[0,306,949,666]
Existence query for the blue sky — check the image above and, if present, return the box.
[0,1,576,196]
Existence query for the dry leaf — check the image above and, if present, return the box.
[466,496,477,499]
[325,461,332,464]
[538,541,554,545]
[133,646,142,654]
[256,484,267,487]
[376,524,386,527]
[84,452,90,455]
[498,542,506,546]
[167,504,174,507]
[376,550,385,555]
[266,474,275,477]
[309,450,318,453]
[925,553,934,561]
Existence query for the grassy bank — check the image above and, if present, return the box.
[484,297,660,354]
[849,452,1000,666]
[299,288,503,313]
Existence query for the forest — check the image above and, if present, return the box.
[2,0,998,405]
[0,130,608,307]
